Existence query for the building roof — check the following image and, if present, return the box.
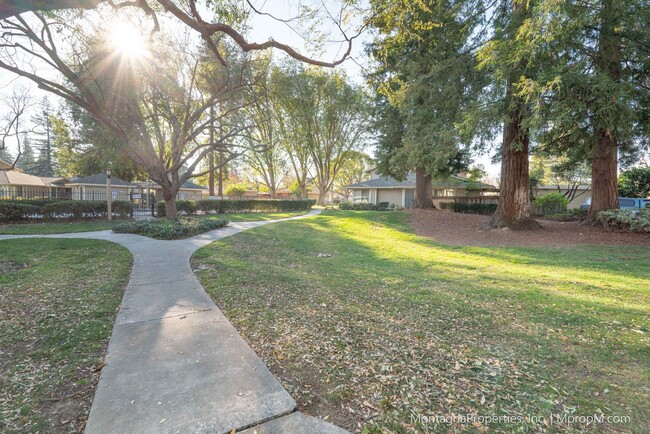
[0,167,63,187]
[68,173,136,187]
[133,180,207,191]
[180,180,207,190]
[345,173,496,190]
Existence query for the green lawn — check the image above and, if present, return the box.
[192,210,650,433]
[0,213,306,236]
[0,220,128,235]
[198,211,309,222]
[0,239,132,433]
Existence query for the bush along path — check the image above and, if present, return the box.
[0,210,347,434]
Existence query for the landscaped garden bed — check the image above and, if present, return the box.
[192,210,650,433]
[112,217,228,239]
[0,239,132,432]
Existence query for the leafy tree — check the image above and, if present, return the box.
[243,54,289,198]
[225,183,247,198]
[274,64,369,205]
[618,167,650,198]
[335,151,372,201]
[53,103,143,181]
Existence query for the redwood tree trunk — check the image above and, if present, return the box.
[485,98,539,230]
[586,129,618,222]
[413,166,434,209]
[586,0,620,223]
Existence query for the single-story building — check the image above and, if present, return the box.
[67,173,136,201]
[533,184,592,209]
[345,171,498,209]
[0,159,70,199]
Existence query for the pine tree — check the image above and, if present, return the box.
[30,97,56,176]
[17,135,36,173]
[0,145,13,163]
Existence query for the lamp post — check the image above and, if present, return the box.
[106,168,112,221]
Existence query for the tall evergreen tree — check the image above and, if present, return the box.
[0,144,13,163]
[17,134,36,173]
[30,97,56,176]
[521,0,650,222]
[368,0,487,209]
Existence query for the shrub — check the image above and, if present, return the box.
[225,183,248,198]
[113,217,229,240]
[439,202,454,210]
[545,208,588,222]
[0,203,40,222]
[597,209,650,233]
[533,192,569,214]
[112,200,134,218]
[339,202,392,211]
[158,199,315,217]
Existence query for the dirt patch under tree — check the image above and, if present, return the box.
[408,209,650,247]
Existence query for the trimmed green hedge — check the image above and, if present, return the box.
[113,217,229,239]
[0,203,40,222]
[440,202,497,215]
[157,199,315,217]
[339,202,391,211]
[597,209,650,233]
[0,200,133,222]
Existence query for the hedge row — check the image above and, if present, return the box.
[0,200,133,222]
[157,199,315,217]
[439,202,497,215]
[339,202,392,211]
[597,209,650,233]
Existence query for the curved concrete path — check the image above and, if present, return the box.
[1,210,348,434]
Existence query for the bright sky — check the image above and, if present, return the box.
[0,0,500,177]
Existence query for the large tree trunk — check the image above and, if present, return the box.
[585,0,620,224]
[317,188,329,205]
[586,129,618,222]
[208,152,215,196]
[485,98,539,230]
[162,188,178,220]
[413,166,434,209]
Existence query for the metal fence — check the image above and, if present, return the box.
[0,186,157,218]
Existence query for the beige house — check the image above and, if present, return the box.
[0,159,70,199]
[67,173,135,201]
[345,170,497,208]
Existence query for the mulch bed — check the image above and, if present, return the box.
[408,209,650,247]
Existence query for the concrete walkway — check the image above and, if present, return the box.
[0,210,348,434]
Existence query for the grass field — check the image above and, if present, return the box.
[0,239,132,433]
[0,212,307,236]
[192,210,650,433]
[0,220,129,235]
[199,211,309,222]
